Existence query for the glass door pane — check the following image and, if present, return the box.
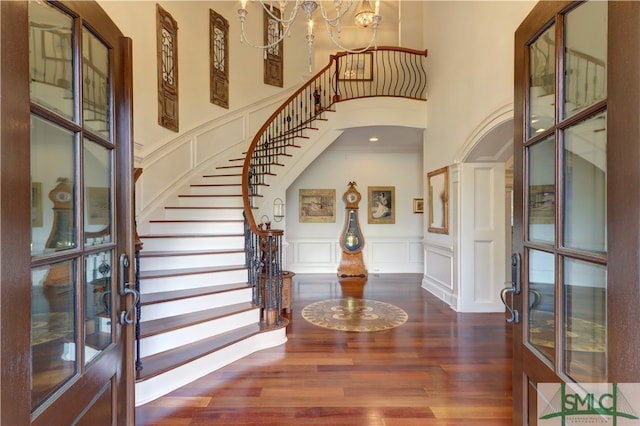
[82,28,111,140]
[528,136,555,244]
[83,139,112,245]
[563,1,607,118]
[31,260,77,408]
[527,249,555,364]
[31,116,77,255]
[563,111,607,253]
[563,257,607,382]
[528,24,555,138]
[29,0,75,120]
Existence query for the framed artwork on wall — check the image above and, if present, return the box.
[529,184,555,224]
[299,189,336,223]
[32,182,43,227]
[413,198,424,214]
[368,186,395,224]
[427,166,449,234]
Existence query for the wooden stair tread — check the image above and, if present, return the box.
[140,248,244,258]
[136,323,261,381]
[139,264,247,279]
[163,206,243,210]
[190,183,241,187]
[178,194,242,198]
[201,173,241,178]
[140,282,250,305]
[140,233,243,238]
[140,302,256,338]
[148,219,243,223]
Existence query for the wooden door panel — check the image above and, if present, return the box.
[511,1,636,424]
[0,1,134,424]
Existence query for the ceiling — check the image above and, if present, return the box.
[326,125,424,153]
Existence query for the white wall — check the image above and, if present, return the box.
[422,1,535,173]
[284,149,424,273]
[98,0,314,159]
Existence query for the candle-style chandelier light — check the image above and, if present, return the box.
[238,1,382,70]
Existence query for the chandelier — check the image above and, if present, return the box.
[238,1,382,71]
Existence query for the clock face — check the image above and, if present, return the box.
[55,191,72,202]
[347,193,358,203]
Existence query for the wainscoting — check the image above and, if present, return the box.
[284,236,424,274]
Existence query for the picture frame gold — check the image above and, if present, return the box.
[338,52,373,81]
[368,186,395,224]
[87,187,110,226]
[31,182,43,227]
[413,198,424,214]
[299,189,336,223]
[529,184,555,224]
[427,167,449,234]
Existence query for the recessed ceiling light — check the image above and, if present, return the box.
[369,137,379,142]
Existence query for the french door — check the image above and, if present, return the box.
[0,1,134,424]
[512,1,640,424]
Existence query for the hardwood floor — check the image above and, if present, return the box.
[136,273,513,425]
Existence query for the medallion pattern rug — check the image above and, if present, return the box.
[301,298,408,332]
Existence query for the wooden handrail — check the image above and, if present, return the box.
[242,46,428,235]
[241,46,428,326]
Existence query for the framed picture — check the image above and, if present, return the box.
[299,189,336,223]
[529,184,555,224]
[31,182,43,228]
[338,52,373,81]
[427,167,449,234]
[368,186,395,224]
[413,198,424,214]
[87,187,110,225]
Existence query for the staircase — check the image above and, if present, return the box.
[134,171,289,406]
[134,47,429,406]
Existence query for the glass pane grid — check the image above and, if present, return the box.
[31,260,78,410]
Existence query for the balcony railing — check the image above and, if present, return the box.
[242,47,428,326]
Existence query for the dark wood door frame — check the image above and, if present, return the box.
[0,1,135,424]
[512,1,640,423]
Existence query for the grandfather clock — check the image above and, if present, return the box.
[338,182,367,278]
[44,178,75,287]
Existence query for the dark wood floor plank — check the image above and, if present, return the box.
[136,273,512,425]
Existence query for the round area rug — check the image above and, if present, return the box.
[301,298,408,332]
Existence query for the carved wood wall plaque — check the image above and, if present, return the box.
[156,4,179,131]
[210,9,229,109]
[263,6,283,87]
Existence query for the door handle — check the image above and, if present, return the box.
[500,253,521,323]
[501,287,519,323]
[119,253,140,325]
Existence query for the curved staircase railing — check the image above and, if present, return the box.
[241,47,428,326]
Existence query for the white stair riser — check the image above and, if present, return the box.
[140,268,248,294]
[164,208,243,221]
[135,328,287,406]
[149,220,244,234]
[201,174,241,185]
[189,185,242,195]
[140,252,246,271]
[178,195,243,208]
[141,287,252,322]
[139,308,259,358]
[140,235,245,251]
